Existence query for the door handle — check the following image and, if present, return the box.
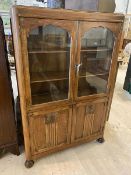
[75,64,82,76]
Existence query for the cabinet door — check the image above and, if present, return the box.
[72,101,107,142]
[29,107,72,155]
[20,19,76,107]
[74,22,121,100]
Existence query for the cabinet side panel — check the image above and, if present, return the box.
[11,7,31,159]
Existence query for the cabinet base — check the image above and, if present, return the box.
[31,133,103,160]
[24,134,104,168]
[25,160,34,168]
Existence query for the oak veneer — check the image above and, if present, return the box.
[11,6,124,168]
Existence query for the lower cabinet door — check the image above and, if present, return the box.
[72,101,107,142]
[29,107,72,155]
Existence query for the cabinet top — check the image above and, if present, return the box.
[11,5,124,23]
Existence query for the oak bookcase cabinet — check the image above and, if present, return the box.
[11,6,124,168]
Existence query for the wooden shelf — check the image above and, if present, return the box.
[81,57,108,61]
[81,48,112,52]
[29,50,69,54]
[30,72,69,83]
[79,71,108,78]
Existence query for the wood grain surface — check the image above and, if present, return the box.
[11,6,124,164]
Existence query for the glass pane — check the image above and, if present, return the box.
[78,27,115,97]
[27,25,71,105]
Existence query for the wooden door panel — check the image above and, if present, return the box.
[92,102,106,134]
[72,101,107,142]
[29,108,72,154]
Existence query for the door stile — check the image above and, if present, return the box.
[74,21,81,102]
[106,23,124,120]
[69,21,78,104]
[20,26,32,109]
[106,23,123,95]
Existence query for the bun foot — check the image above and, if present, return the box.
[97,137,105,143]
[25,160,34,168]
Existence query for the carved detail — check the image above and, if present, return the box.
[86,105,95,114]
[45,113,56,124]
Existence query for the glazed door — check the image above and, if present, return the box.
[74,22,119,100]
[20,19,76,107]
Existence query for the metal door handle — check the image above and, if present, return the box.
[75,64,82,76]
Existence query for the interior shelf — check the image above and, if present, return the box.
[30,72,69,83]
[79,71,108,78]
[81,48,112,52]
[81,57,108,61]
[29,50,69,54]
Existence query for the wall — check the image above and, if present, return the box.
[16,0,47,7]
[115,0,128,14]
[127,0,131,13]
[16,0,131,14]
[65,0,98,11]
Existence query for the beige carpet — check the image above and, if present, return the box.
[0,65,131,175]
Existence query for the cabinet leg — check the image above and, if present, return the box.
[0,144,20,158]
[97,137,105,143]
[6,144,20,156]
[0,148,6,158]
[25,160,34,168]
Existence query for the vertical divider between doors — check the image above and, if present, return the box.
[74,21,80,102]
[71,21,79,143]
